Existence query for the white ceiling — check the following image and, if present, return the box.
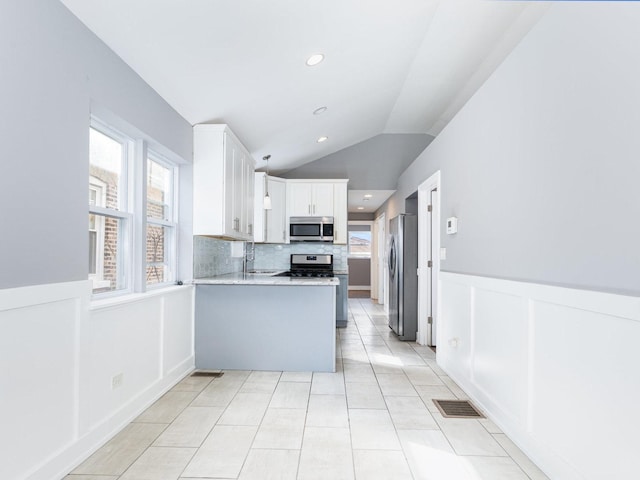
[60,0,548,175]
[348,190,396,214]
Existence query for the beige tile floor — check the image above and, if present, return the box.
[67,298,549,480]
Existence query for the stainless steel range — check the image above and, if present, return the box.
[276,254,334,277]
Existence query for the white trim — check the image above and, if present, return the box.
[0,280,195,480]
[374,212,387,308]
[417,170,441,346]
[438,271,640,480]
[348,286,371,291]
[146,151,179,288]
[89,284,192,311]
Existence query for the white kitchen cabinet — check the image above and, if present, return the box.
[285,179,349,244]
[287,182,334,217]
[333,181,348,245]
[193,124,255,240]
[254,173,286,243]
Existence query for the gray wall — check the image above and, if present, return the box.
[0,0,192,290]
[378,3,640,295]
[348,212,375,221]
[348,258,371,287]
[282,134,433,190]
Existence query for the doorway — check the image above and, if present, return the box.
[418,171,441,347]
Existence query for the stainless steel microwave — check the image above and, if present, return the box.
[289,216,334,242]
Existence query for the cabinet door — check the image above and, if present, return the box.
[266,178,286,243]
[223,134,237,235]
[288,183,312,216]
[243,156,255,238]
[232,146,244,235]
[312,183,334,216]
[333,182,348,244]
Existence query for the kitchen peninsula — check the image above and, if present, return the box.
[194,272,338,372]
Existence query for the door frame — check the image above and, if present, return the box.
[417,171,441,346]
[374,212,387,309]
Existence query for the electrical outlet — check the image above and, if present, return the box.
[111,373,123,390]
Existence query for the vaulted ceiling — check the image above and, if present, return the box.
[60,0,548,191]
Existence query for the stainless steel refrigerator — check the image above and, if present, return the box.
[388,214,418,341]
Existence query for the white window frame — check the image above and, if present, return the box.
[145,151,178,288]
[347,220,373,258]
[89,177,110,289]
[89,118,135,297]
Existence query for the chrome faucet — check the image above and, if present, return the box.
[243,241,255,275]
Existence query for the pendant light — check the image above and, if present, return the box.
[263,155,272,210]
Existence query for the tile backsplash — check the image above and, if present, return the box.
[252,243,348,271]
[194,237,348,278]
[193,236,244,278]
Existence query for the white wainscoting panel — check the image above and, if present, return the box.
[0,282,194,480]
[163,289,195,377]
[438,272,640,480]
[0,281,87,480]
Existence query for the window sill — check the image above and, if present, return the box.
[89,284,192,311]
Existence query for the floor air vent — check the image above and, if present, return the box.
[191,371,224,378]
[433,399,484,419]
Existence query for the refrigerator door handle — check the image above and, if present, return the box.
[388,236,396,278]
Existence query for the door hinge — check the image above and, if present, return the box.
[427,204,432,212]
[427,316,433,325]
[427,260,433,268]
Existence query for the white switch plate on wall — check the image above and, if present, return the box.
[446,217,458,234]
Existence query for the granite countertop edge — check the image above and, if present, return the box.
[193,272,339,286]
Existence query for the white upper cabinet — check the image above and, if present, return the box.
[286,179,348,244]
[193,124,255,240]
[287,182,334,217]
[254,173,286,243]
[333,182,348,245]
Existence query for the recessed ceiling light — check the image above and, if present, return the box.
[357,206,365,210]
[317,136,328,143]
[313,106,327,115]
[363,194,373,198]
[306,54,325,66]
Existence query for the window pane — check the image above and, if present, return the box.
[90,127,124,210]
[146,223,172,285]
[88,214,126,294]
[349,231,372,256]
[88,230,97,274]
[147,158,171,221]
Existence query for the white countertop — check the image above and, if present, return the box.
[194,272,339,286]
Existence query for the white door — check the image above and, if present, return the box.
[417,171,440,347]
[426,188,437,346]
[376,213,386,305]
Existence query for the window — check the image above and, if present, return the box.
[88,124,131,294]
[88,116,181,296]
[146,154,177,286]
[348,223,372,257]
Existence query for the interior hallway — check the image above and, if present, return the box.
[66,298,548,480]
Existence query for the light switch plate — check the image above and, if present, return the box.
[446,217,458,234]
[440,247,447,260]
